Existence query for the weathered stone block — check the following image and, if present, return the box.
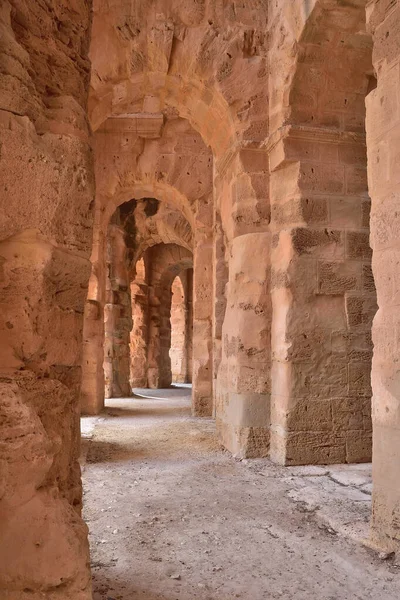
[346,230,372,260]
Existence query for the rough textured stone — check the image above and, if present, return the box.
[269,0,374,468]
[0,0,93,597]
[2,0,400,594]
[366,0,400,554]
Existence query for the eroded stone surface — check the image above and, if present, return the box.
[269,0,374,466]
[2,0,400,595]
[366,0,400,553]
[0,0,93,597]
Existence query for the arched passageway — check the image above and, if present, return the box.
[170,269,193,384]
[81,103,215,417]
[144,244,193,389]
[106,243,194,400]
[2,0,400,597]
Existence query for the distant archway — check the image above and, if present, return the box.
[170,270,193,384]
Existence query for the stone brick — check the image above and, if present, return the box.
[318,261,360,294]
[346,231,373,260]
[345,294,378,328]
[291,228,344,258]
[5,0,400,589]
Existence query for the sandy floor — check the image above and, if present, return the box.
[81,387,400,600]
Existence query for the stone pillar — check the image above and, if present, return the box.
[192,241,214,416]
[0,1,93,595]
[268,126,375,466]
[103,224,133,398]
[366,0,400,552]
[147,273,173,389]
[81,297,105,414]
[212,213,228,418]
[81,206,107,415]
[146,246,173,389]
[216,232,271,457]
[186,268,194,384]
[130,274,149,388]
[215,145,271,457]
[267,0,375,466]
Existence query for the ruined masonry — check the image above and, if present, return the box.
[0,0,400,597]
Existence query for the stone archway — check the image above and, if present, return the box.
[170,269,193,385]
[145,244,193,389]
[88,1,272,457]
[81,191,196,412]
[81,174,213,416]
[80,104,215,417]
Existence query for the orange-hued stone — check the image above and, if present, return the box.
[2,0,400,595]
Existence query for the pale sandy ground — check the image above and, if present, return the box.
[81,386,400,600]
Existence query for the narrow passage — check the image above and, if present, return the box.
[82,388,400,600]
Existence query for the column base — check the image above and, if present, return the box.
[270,428,372,466]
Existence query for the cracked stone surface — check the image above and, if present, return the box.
[81,387,400,600]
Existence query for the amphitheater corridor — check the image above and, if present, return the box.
[2,0,400,596]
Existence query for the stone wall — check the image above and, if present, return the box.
[103,224,133,398]
[0,0,94,597]
[268,0,375,465]
[366,0,400,553]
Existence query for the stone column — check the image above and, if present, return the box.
[215,146,271,457]
[146,246,173,388]
[103,224,133,398]
[0,1,93,595]
[81,207,106,415]
[267,0,375,466]
[130,259,149,388]
[192,240,214,416]
[216,232,271,457]
[147,275,173,389]
[366,0,400,553]
[268,126,375,466]
[186,268,194,383]
[212,213,228,417]
[81,297,105,414]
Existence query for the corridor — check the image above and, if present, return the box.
[81,388,400,600]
